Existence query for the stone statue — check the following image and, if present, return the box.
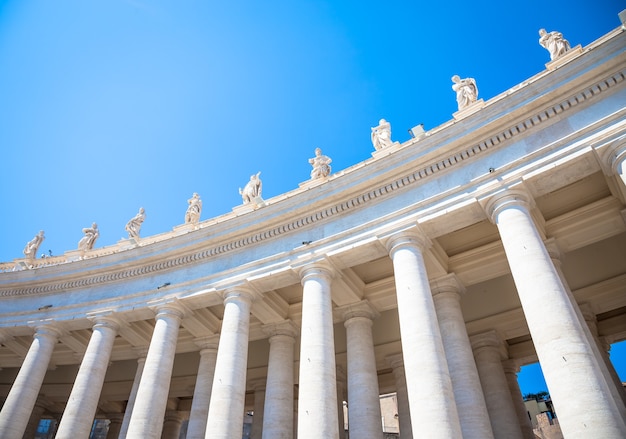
[539,28,571,61]
[309,148,332,179]
[452,75,478,111]
[125,207,145,239]
[78,223,99,251]
[23,230,45,259]
[239,172,262,205]
[185,193,202,225]
[371,118,393,150]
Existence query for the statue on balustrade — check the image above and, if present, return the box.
[371,118,393,150]
[78,223,99,251]
[309,148,332,179]
[452,75,478,111]
[240,172,263,205]
[539,28,571,60]
[125,207,145,239]
[185,192,202,225]
[23,230,45,259]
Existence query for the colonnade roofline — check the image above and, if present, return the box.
[0,27,624,333]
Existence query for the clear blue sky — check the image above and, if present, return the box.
[0,0,624,394]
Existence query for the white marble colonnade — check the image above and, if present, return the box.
[484,189,626,438]
[386,354,412,439]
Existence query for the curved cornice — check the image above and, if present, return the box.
[1,64,624,298]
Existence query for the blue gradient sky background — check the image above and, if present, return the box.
[0,0,624,395]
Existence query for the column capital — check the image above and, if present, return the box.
[248,377,267,392]
[481,188,535,223]
[222,286,257,305]
[148,298,189,321]
[87,311,123,331]
[298,260,335,284]
[382,226,432,256]
[470,330,507,359]
[430,273,465,298]
[501,359,521,375]
[131,346,149,359]
[385,353,405,370]
[262,320,299,339]
[27,320,66,339]
[595,134,626,176]
[193,334,220,351]
[336,300,379,325]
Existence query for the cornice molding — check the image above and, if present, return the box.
[1,68,624,298]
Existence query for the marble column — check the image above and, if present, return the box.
[118,348,148,439]
[126,302,186,439]
[56,314,121,438]
[249,379,266,439]
[262,321,297,439]
[502,360,535,439]
[470,330,523,439]
[431,274,494,439]
[339,301,383,439]
[297,263,339,439]
[186,335,219,439]
[385,230,462,439]
[0,323,63,439]
[547,238,626,422]
[106,414,124,439]
[205,288,255,439]
[484,190,626,437]
[580,304,626,412]
[336,366,347,439]
[385,354,412,439]
[161,411,184,439]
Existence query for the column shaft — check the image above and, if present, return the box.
[118,352,147,438]
[297,265,339,439]
[56,316,120,438]
[386,233,462,439]
[343,304,383,439]
[0,324,62,439]
[502,361,535,439]
[262,324,296,439]
[487,192,626,437]
[126,304,184,439]
[161,411,184,439]
[250,386,265,439]
[186,338,219,439]
[471,331,523,439]
[386,355,412,439]
[431,276,494,439]
[205,289,254,439]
